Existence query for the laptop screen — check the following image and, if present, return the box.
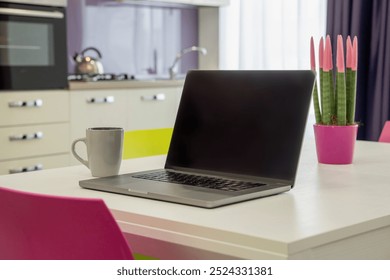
[165,70,315,182]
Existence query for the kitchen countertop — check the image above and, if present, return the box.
[69,79,185,90]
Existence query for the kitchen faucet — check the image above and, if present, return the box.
[169,46,207,79]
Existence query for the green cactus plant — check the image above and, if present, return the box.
[311,35,358,126]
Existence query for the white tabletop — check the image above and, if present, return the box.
[1,138,390,259]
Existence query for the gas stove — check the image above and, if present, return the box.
[68,73,134,82]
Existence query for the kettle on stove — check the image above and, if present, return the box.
[73,47,104,75]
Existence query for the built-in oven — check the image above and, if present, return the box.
[0,0,67,90]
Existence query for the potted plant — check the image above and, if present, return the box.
[310,35,359,164]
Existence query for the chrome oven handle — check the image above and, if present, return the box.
[0,7,64,19]
[8,99,43,108]
[9,164,43,174]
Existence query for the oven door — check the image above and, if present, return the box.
[0,2,67,90]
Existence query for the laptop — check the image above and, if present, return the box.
[79,70,315,208]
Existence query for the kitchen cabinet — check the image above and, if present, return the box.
[70,86,181,165]
[0,155,69,175]
[0,123,69,160]
[70,89,128,140]
[70,89,128,165]
[0,90,70,175]
[0,86,182,171]
[0,91,69,126]
[125,87,179,130]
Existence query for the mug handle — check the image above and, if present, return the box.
[71,138,89,168]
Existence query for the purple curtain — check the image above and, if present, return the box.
[327,0,390,141]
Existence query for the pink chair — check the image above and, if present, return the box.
[379,121,390,143]
[0,186,133,260]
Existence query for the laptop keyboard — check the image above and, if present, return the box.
[133,170,266,192]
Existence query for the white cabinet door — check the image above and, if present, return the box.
[0,123,69,160]
[0,90,69,126]
[70,90,128,140]
[126,87,180,130]
[0,154,70,175]
[70,89,128,165]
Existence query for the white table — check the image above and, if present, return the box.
[1,138,390,259]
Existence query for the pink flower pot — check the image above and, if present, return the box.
[313,124,358,164]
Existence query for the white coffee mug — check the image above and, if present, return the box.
[71,127,124,177]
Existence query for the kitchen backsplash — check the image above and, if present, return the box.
[67,0,198,78]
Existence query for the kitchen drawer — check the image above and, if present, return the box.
[0,90,69,127]
[70,90,128,140]
[0,154,70,175]
[0,123,70,160]
[126,88,179,130]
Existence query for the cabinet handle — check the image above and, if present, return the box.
[8,99,43,108]
[9,131,44,141]
[86,96,115,104]
[9,164,43,174]
[141,93,166,101]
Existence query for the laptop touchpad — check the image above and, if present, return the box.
[127,181,231,199]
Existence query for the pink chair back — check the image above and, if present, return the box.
[379,121,390,143]
[0,186,133,260]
